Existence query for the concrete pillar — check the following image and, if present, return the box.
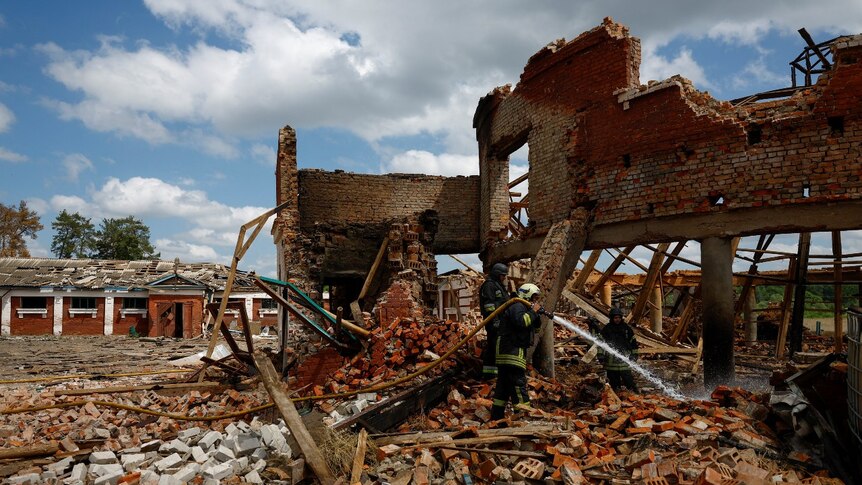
[53,296,63,335]
[245,296,254,320]
[650,287,663,333]
[529,208,590,378]
[601,282,613,307]
[743,289,757,345]
[701,237,735,389]
[104,296,114,335]
[1,293,11,336]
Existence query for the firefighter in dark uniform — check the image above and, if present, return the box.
[598,307,639,392]
[491,283,544,420]
[479,262,509,379]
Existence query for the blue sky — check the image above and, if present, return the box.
[1,1,861,278]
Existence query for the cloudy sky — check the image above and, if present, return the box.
[1,1,862,277]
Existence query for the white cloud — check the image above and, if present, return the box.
[731,56,786,91]
[641,46,713,90]
[0,146,27,163]
[154,238,220,261]
[62,153,94,181]
[32,0,862,159]
[0,102,14,132]
[383,150,476,176]
[251,143,276,166]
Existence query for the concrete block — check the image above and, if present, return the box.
[94,470,124,485]
[236,420,250,432]
[251,459,267,472]
[141,440,162,453]
[139,470,160,485]
[40,471,57,482]
[172,463,200,482]
[232,435,261,457]
[90,450,118,464]
[48,456,74,474]
[7,473,41,484]
[250,447,268,462]
[157,475,182,485]
[202,462,234,480]
[154,453,183,472]
[244,470,264,484]
[197,431,221,451]
[89,463,124,478]
[191,446,208,463]
[177,427,201,442]
[163,439,191,455]
[224,423,239,437]
[123,454,148,472]
[67,463,87,483]
[213,445,235,462]
[233,456,249,474]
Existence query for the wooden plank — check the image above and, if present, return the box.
[561,289,608,323]
[350,428,368,485]
[407,436,519,449]
[351,237,389,323]
[776,256,797,358]
[0,443,59,460]
[571,249,602,292]
[789,233,812,354]
[253,352,336,485]
[374,424,555,446]
[833,230,843,353]
[628,243,670,325]
[636,346,699,355]
[589,247,634,295]
[436,446,545,458]
[691,336,704,374]
[54,382,222,396]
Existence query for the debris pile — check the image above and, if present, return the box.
[363,385,843,484]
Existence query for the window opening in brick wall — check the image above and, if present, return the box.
[803,185,811,198]
[828,116,844,136]
[709,195,725,206]
[747,125,762,145]
[622,154,632,168]
[261,298,278,310]
[123,297,147,309]
[507,142,530,238]
[21,297,47,309]
[71,297,97,309]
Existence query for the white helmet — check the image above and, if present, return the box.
[517,283,541,300]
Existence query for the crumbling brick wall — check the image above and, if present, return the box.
[274,125,481,289]
[476,18,862,249]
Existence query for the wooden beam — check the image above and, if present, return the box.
[776,256,798,358]
[833,230,844,353]
[571,249,602,292]
[351,237,389,324]
[589,247,635,295]
[660,241,687,274]
[253,352,336,485]
[350,428,368,485]
[562,289,608,323]
[448,254,482,276]
[0,443,60,460]
[789,233,812,354]
[628,243,670,325]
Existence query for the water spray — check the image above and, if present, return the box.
[551,315,686,400]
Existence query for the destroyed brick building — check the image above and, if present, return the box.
[0,258,276,337]
[3,18,862,485]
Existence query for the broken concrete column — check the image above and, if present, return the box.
[528,208,590,378]
[601,282,612,307]
[743,289,756,345]
[650,287,663,333]
[701,237,735,389]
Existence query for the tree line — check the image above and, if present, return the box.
[0,201,158,260]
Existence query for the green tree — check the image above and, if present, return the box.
[51,210,96,258]
[0,200,43,257]
[94,216,159,260]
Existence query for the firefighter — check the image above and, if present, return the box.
[479,262,509,379]
[598,307,639,392]
[491,283,544,420]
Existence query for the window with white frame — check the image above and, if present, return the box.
[69,296,98,317]
[120,297,148,318]
[17,296,48,318]
[259,298,278,315]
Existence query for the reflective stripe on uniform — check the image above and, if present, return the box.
[523,313,532,327]
[482,365,498,375]
[493,399,507,407]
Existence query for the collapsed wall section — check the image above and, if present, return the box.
[476,18,862,250]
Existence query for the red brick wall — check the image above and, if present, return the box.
[252,298,278,326]
[62,297,105,335]
[293,347,346,388]
[9,296,53,335]
[376,278,426,325]
[297,171,480,254]
[112,297,149,336]
[477,20,862,242]
[146,295,204,338]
